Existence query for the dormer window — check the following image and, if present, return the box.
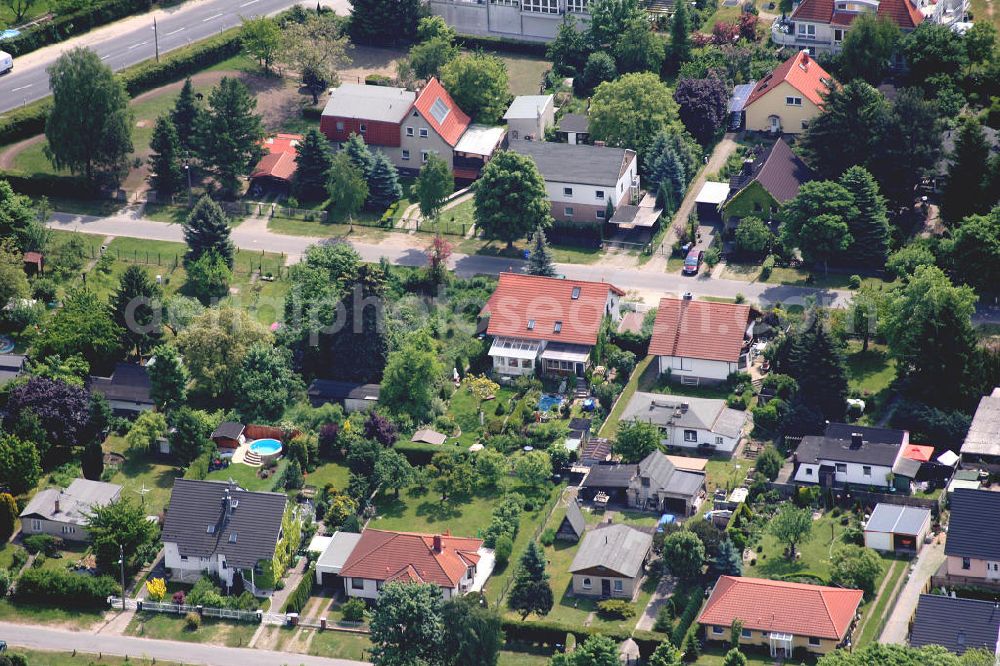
[430,98,451,124]
[571,287,581,300]
[527,319,535,330]
[229,533,238,543]
[207,525,216,534]
[553,321,562,333]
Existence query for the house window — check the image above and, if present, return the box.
[220,560,227,570]
[31,520,41,531]
[684,430,697,442]
[805,468,814,476]
[962,557,971,570]
[641,477,650,487]
[359,123,367,134]
[229,533,238,543]
[567,0,587,11]
[835,463,847,474]
[402,149,410,161]
[553,321,563,333]
[742,629,752,638]
[563,187,573,196]
[421,151,430,163]
[809,637,822,647]
[713,626,725,635]
[564,207,574,217]
[596,210,606,220]
[614,580,623,592]
[336,121,344,131]
[527,319,536,330]
[582,577,592,589]
[797,23,816,36]
[863,466,872,476]
[180,555,188,561]
[596,190,605,199]
[714,436,723,446]
[801,120,810,130]
[521,359,532,368]
[352,578,365,590]
[786,96,803,106]
[207,525,216,534]
[571,287,581,299]
[834,28,844,42]
[419,128,429,138]
[523,0,558,13]
[406,127,414,137]
[61,526,75,534]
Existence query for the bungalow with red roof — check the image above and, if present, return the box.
[320,78,505,179]
[337,529,491,600]
[772,0,923,55]
[249,133,302,193]
[480,273,624,379]
[743,50,835,135]
[648,296,754,386]
[698,576,864,657]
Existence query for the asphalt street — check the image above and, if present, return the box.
[0,620,368,666]
[48,211,854,309]
[0,0,305,114]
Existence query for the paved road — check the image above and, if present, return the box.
[0,620,368,666]
[47,212,854,309]
[878,539,946,645]
[0,0,304,114]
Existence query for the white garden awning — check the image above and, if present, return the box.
[489,337,540,360]
[540,343,591,363]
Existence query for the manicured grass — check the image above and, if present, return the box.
[435,197,475,236]
[0,599,103,629]
[745,510,848,582]
[104,435,182,517]
[698,644,817,665]
[0,544,26,571]
[496,53,550,96]
[705,458,752,494]
[306,629,373,660]
[47,228,108,258]
[205,459,287,493]
[499,647,556,665]
[598,355,655,438]
[457,237,603,266]
[305,461,351,492]
[47,196,124,217]
[845,342,897,425]
[5,650,188,666]
[126,612,257,647]
[373,485,526,541]
[144,203,242,226]
[266,216,391,242]
[762,266,895,291]
[446,384,516,448]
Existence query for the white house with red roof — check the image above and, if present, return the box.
[320,77,506,179]
[649,296,754,386]
[336,529,491,600]
[744,50,835,135]
[698,576,864,657]
[772,0,925,55]
[481,273,624,379]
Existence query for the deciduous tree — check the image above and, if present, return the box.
[441,594,503,666]
[175,306,270,402]
[234,343,302,423]
[839,14,900,85]
[168,407,212,466]
[589,72,682,161]
[673,75,729,145]
[0,239,28,310]
[734,217,772,257]
[280,12,349,104]
[370,581,444,666]
[348,0,423,45]
[239,16,282,72]
[327,152,368,224]
[376,449,413,497]
[830,545,882,597]
[474,151,551,249]
[951,205,1000,295]
[661,530,705,581]
[0,493,17,544]
[381,332,443,421]
[415,153,454,222]
[548,15,590,77]
[614,419,660,463]
[779,181,856,273]
[769,504,813,559]
[516,450,551,491]
[4,377,94,453]
[615,17,665,74]
[149,344,188,410]
[33,289,123,374]
[0,434,41,495]
[552,635,620,666]
[45,47,133,184]
[0,179,44,253]
[440,53,510,125]
[86,498,159,573]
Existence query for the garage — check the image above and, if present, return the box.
[315,531,363,587]
[864,503,931,555]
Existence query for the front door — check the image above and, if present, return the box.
[769,115,781,133]
[602,579,611,596]
[987,562,1000,580]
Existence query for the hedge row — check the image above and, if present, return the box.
[393,441,446,467]
[500,619,668,659]
[0,102,50,147]
[2,0,154,58]
[15,568,119,609]
[282,564,315,614]
[671,585,705,648]
[118,28,242,96]
[455,34,548,57]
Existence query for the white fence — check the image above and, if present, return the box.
[108,597,288,625]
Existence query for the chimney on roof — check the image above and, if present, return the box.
[680,402,689,413]
[433,535,442,553]
[801,49,810,69]
[54,498,60,514]
[850,433,864,450]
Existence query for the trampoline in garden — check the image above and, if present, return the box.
[0,336,14,354]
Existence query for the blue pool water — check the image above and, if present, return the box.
[0,29,20,41]
[249,438,282,456]
[538,394,562,411]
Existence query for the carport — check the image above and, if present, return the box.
[315,531,363,587]
[694,182,730,223]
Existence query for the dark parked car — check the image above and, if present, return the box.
[683,248,704,275]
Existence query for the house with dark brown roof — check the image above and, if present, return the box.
[648,296,753,385]
[772,0,924,55]
[722,137,815,227]
[338,529,491,600]
[699,576,863,656]
[480,272,624,379]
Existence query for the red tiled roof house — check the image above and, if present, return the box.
[249,133,303,191]
[648,297,753,385]
[480,273,624,379]
[699,576,864,657]
[773,0,924,55]
[320,78,505,179]
[338,529,489,600]
[744,50,835,135]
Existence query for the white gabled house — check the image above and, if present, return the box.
[619,392,747,456]
[793,424,915,491]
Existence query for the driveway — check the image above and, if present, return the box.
[878,538,946,645]
[635,576,675,632]
[0,620,368,666]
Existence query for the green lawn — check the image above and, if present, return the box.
[434,197,475,236]
[205,459,287,493]
[0,599,103,629]
[46,196,124,217]
[845,342,897,424]
[496,53,550,96]
[698,645,817,665]
[3,650,188,666]
[0,544,26,571]
[306,629,374,660]
[745,511,851,582]
[855,557,907,646]
[305,461,351,492]
[598,355,655,438]
[457,237,603,266]
[267,216,392,242]
[447,385,517,448]
[104,435,182,517]
[705,458,752,494]
[126,612,257,647]
[499,647,556,665]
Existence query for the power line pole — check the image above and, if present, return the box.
[153,18,160,62]
[118,544,126,610]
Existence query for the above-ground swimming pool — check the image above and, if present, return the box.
[248,438,283,465]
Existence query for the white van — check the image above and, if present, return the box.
[0,51,12,75]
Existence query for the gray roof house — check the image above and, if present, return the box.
[620,392,747,455]
[961,387,1000,470]
[793,423,912,491]
[943,488,1000,586]
[307,380,381,412]
[19,479,122,541]
[569,523,653,599]
[0,353,26,387]
[162,479,288,593]
[87,363,154,415]
[583,451,706,516]
[910,594,1000,656]
[511,140,636,188]
[556,499,587,541]
[557,113,590,145]
[321,83,416,123]
[503,94,554,141]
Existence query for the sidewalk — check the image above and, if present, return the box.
[878,538,946,644]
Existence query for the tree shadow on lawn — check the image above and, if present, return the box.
[119,452,181,489]
[413,498,467,523]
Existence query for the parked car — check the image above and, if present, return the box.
[683,248,704,275]
[0,51,12,75]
